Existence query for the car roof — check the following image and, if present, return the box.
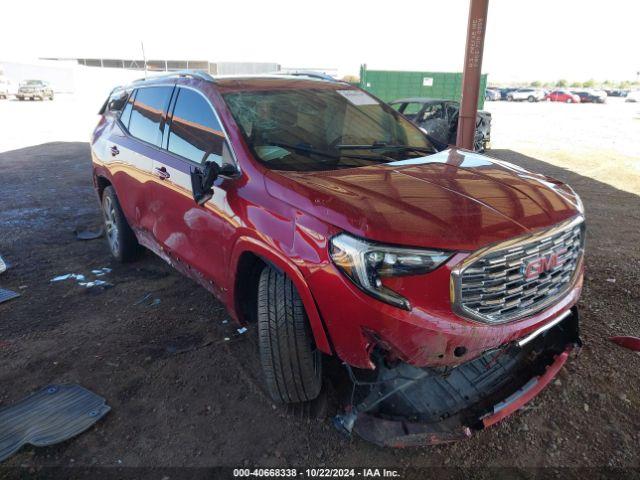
[123,73,350,94]
[213,75,349,93]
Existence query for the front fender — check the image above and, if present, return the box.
[228,236,333,355]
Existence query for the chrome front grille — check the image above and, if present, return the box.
[452,216,584,324]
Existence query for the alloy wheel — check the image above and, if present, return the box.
[102,195,119,255]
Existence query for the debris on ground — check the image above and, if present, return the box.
[78,279,113,290]
[50,270,113,290]
[134,292,161,307]
[74,226,104,241]
[237,327,248,334]
[0,384,110,462]
[610,336,640,352]
[91,268,112,276]
[51,273,86,283]
[0,288,21,305]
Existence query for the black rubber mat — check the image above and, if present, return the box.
[0,384,110,462]
[0,288,20,305]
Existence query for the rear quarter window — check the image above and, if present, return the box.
[119,90,136,129]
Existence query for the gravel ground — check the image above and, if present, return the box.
[0,96,638,474]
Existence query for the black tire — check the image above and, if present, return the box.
[258,266,322,404]
[101,186,142,262]
[528,95,536,102]
[507,95,513,102]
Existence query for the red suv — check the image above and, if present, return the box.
[92,71,585,445]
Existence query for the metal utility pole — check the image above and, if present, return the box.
[456,0,489,150]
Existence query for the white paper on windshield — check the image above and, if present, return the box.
[337,90,378,106]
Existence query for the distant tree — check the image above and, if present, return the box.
[556,79,568,87]
[582,79,596,88]
[530,80,542,87]
[570,81,582,87]
[603,79,613,86]
[341,75,359,84]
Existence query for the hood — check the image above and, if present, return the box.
[264,149,581,251]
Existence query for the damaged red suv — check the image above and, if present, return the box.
[91,71,584,446]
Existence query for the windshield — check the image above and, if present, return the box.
[222,87,436,171]
[24,80,43,86]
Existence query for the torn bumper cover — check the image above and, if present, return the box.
[334,307,581,447]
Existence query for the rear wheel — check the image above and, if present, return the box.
[258,265,323,404]
[101,186,142,262]
[566,98,572,103]
[528,95,536,102]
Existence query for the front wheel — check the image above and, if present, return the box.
[528,96,536,102]
[258,266,323,404]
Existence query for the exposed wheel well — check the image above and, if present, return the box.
[95,175,112,200]
[234,252,268,324]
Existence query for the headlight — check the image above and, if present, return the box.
[329,233,452,310]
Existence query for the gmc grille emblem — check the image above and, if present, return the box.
[523,248,567,280]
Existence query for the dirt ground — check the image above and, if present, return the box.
[0,138,638,474]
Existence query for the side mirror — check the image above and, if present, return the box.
[191,162,219,206]
[190,161,237,206]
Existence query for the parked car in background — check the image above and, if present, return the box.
[605,89,628,97]
[16,80,54,101]
[498,87,517,100]
[485,88,501,101]
[0,77,9,99]
[545,90,581,103]
[571,90,606,103]
[91,72,584,446]
[507,88,546,102]
[389,98,491,152]
[626,90,640,102]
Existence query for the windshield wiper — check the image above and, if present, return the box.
[336,143,435,154]
[266,141,340,160]
[265,141,390,162]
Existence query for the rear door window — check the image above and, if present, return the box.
[128,86,174,147]
[167,88,226,165]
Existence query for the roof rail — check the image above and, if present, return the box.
[133,69,215,84]
[283,71,342,83]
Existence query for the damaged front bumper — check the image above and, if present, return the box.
[334,307,581,447]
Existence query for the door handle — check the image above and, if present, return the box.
[153,166,170,180]
[110,145,119,157]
